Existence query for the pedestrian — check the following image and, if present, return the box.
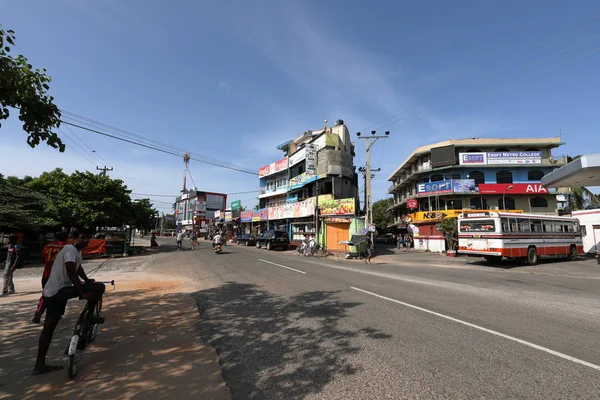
[404,233,413,252]
[397,235,406,252]
[364,235,374,264]
[150,232,159,248]
[2,235,21,295]
[190,231,198,250]
[176,231,184,250]
[32,232,68,323]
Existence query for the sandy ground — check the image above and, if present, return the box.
[0,259,230,400]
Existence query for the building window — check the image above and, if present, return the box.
[527,170,545,180]
[450,173,461,180]
[468,171,485,185]
[430,174,444,182]
[447,199,462,210]
[494,148,510,152]
[498,197,515,210]
[470,197,487,209]
[530,197,548,208]
[496,170,513,184]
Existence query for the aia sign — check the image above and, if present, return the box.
[407,198,418,209]
[478,183,550,195]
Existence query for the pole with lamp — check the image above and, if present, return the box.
[502,185,514,210]
[356,130,390,244]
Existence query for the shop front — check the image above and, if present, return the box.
[319,198,357,252]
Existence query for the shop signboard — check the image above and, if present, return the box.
[260,208,268,221]
[478,183,552,195]
[289,172,321,190]
[288,147,306,167]
[286,193,298,203]
[267,197,317,220]
[416,180,453,196]
[258,157,289,177]
[252,210,261,222]
[459,151,542,165]
[224,211,232,222]
[406,198,418,209]
[214,210,221,219]
[231,200,241,210]
[319,198,355,216]
[452,179,477,193]
[305,144,317,173]
[196,201,207,212]
[240,211,253,222]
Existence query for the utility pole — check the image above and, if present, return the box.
[96,166,113,177]
[358,167,379,215]
[356,130,389,243]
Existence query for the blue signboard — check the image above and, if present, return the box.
[416,180,453,196]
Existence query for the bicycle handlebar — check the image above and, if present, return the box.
[95,280,115,290]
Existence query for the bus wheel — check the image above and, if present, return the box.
[527,247,538,266]
[485,256,502,263]
[568,245,578,261]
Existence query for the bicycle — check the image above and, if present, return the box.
[67,280,115,379]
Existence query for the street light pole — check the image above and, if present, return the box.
[357,130,389,242]
[502,185,514,210]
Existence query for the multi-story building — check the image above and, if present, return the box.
[387,137,568,228]
[174,188,227,233]
[247,120,360,244]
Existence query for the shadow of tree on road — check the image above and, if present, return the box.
[195,282,392,399]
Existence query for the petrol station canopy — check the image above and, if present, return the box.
[541,154,600,188]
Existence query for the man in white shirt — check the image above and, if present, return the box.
[213,233,223,248]
[176,231,184,250]
[32,229,106,376]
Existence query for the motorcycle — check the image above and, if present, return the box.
[214,243,223,254]
[596,251,600,264]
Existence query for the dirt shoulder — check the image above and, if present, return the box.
[0,267,229,400]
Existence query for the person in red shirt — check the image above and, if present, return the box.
[32,232,68,324]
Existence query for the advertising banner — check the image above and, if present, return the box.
[288,147,306,167]
[305,144,317,173]
[478,183,551,195]
[214,210,221,219]
[258,157,289,177]
[267,197,317,220]
[452,179,477,193]
[319,198,355,216]
[240,211,253,222]
[224,211,232,222]
[260,208,268,221]
[416,180,453,196]
[459,151,542,165]
[289,172,321,190]
[231,200,241,210]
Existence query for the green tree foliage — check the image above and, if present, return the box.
[0,174,56,230]
[372,198,394,231]
[0,26,63,150]
[439,217,458,251]
[127,198,158,231]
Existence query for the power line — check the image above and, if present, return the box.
[64,123,107,164]
[360,14,600,132]
[57,128,96,166]
[131,192,177,197]
[61,111,257,174]
[61,120,258,176]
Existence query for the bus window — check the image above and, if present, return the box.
[581,225,587,236]
[554,222,564,233]
[543,222,554,232]
[501,218,510,233]
[510,218,518,233]
[518,219,531,233]
[459,219,496,232]
[531,220,543,233]
[565,223,575,233]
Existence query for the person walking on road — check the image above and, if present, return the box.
[176,231,184,250]
[364,235,374,264]
[150,232,159,248]
[32,232,68,323]
[2,235,21,295]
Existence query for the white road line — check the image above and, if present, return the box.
[350,287,600,372]
[259,259,307,274]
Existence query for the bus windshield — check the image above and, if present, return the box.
[459,219,496,233]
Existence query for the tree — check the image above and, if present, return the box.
[26,168,135,228]
[371,198,394,231]
[439,217,458,251]
[0,174,56,230]
[127,198,158,231]
[1,26,63,151]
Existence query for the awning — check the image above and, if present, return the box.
[541,154,600,188]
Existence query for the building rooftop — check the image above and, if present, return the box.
[387,136,564,181]
[541,153,600,188]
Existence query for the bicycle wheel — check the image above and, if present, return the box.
[90,298,103,342]
[68,307,91,379]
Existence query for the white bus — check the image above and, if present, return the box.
[457,212,583,265]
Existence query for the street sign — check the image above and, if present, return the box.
[367,224,376,232]
[407,198,418,209]
[231,200,241,210]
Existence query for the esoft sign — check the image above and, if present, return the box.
[478,183,551,195]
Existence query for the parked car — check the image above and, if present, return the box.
[256,230,290,251]
[237,233,257,246]
[376,233,395,245]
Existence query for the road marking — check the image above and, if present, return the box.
[350,287,600,372]
[259,259,307,274]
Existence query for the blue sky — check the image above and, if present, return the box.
[2,0,600,212]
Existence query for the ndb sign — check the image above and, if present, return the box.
[416,180,453,196]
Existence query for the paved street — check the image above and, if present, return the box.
[159,238,600,399]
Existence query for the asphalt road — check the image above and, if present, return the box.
[152,238,600,399]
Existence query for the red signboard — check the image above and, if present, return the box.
[406,198,418,209]
[478,183,549,195]
[258,158,288,177]
[258,165,271,177]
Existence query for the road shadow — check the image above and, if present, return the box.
[194,282,392,399]
[467,257,590,270]
[0,285,228,400]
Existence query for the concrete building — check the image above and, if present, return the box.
[387,136,568,228]
[245,120,360,247]
[174,188,227,233]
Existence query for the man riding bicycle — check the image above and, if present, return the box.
[32,229,106,376]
